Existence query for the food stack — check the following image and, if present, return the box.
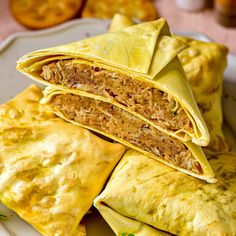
[0,17,234,236]
[18,18,215,182]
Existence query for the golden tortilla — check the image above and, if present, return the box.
[94,150,236,236]
[0,85,125,236]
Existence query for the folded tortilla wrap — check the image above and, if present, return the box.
[94,150,236,236]
[0,85,125,236]
[109,14,228,152]
[41,86,215,183]
[17,18,209,147]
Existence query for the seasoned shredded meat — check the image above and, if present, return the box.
[41,60,193,133]
[50,94,202,174]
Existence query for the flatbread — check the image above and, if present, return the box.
[0,85,125,236]
[95,150,236,235]
[81,0,158,21]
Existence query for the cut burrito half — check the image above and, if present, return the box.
[41,87,215,183]
[0,85,125,236]
[109,13,229,152]
[94,150,236,236]
[17,18,209,146]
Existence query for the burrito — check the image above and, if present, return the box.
[0,85,125,236]
[41,87,215,183]
[94,150,236,236]
[109,13,229,152]
[17,18,209,147]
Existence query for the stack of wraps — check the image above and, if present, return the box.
[17,18,215,183]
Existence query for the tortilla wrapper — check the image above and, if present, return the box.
[94,150,236,236]
[41,86,215,183]
[109,13,135,32]
[0,85,125,236]
[17,19,209,147]
[175,36,229,152]
[109,14,229,152]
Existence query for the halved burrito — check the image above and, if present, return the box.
[94,150,236,236]
[17,18,209,146]
[109,13,229,152]
[41,87,215,182]
[0,85,125,236]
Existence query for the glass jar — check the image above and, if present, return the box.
[215,0,236,27]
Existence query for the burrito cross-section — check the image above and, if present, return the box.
[17,18,210,147]
[41,87,215,183]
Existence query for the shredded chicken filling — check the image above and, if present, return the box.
[50,94,202,174]
[41,60,193,133]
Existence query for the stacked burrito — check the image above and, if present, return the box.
[17,18,215,183]
[14,17,236,235]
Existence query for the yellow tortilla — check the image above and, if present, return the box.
[175,36,229,152]
[41,86,215,183]
[109,14,229,152]
[0,85,125,236]
[94,150,236,236]
[17,18,209,147]
[109,13,135,32]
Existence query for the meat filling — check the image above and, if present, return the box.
[50,93,202,174]
[41,60,193,133]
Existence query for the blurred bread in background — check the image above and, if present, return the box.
[82,0,158,21]
[10,0,158,29]
[10,0,84,29]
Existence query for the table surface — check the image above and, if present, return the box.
[0,0,236,54]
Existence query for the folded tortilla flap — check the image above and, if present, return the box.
[94,150,236,236]
[154,57,210,145]
[175,35,229,151]
[109,13,135,32]
[18,18,187,77]
[0,85,125,236]
[94,199,170,236]
[42,87,215,183]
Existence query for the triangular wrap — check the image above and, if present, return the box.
[95,203,170,236]
[17,19,209,146]
[41,86,215,183]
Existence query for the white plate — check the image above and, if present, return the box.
[0,19,235,236]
